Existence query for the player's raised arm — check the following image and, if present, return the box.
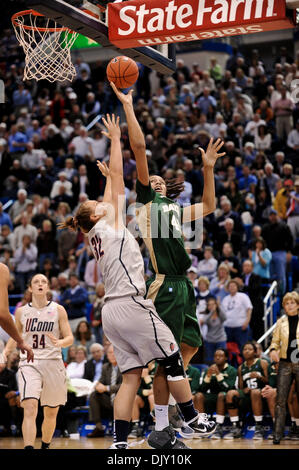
[97,160,112,203]
[101,115,125,221]
[182,138,226,223]
[110,82,149,186]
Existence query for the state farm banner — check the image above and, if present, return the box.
[108,0,295,49]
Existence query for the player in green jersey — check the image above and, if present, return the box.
[110,83,225,364]
[224,342,268,440]
[110,82,225,431]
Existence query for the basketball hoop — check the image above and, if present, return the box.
[12,10,79,82]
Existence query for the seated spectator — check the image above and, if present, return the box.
[187,266,198,288]
[196,276,212,313]
[286,177,299,242]
[216,219,242,255]
[238,165,258,193]
[66,345,87,379]
[14,235,38,292]
[221,280,253,351]
[36,219,57,271]
[224,342,268,440]
[264,163,280,196]
[0,225,14,256]
[0,203,13,231]
[90,283,105,344]
[41,258,59,280]
[83,343,105,382]
[84,257,103,291]
[217,198,244,234]
[60,274,88,332]
[65,344,77,366]
[197,247,217,280]
[74,320,96,358]
[218,242,241,278]
[274,179,293,221]
[254,124,272,151]
[50,171,73,200]
[210,264,230,303]
[287,119,299,154]
[12,213,38,252]
[250,237,272,283]
[194,348,237,439]
[86,344,122,438]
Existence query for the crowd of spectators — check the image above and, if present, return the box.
[1,25,299,439]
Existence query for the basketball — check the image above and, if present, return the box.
[106,56,139,89]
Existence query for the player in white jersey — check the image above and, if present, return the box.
[0,262,33,364]
[59,114,215,449]
[4,273,73,449]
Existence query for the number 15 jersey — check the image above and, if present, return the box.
[19,301,62,360]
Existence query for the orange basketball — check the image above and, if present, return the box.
[106,56,139,89]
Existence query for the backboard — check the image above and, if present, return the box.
[21,0,177,74]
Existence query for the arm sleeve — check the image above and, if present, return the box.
[136,179,156,205]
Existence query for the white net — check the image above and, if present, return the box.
[12,10,79,83]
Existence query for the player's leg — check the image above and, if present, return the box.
[41,406,59,448]
[287,381,299,440]
[128,394,144,438]
[180,342,198,370]
[112,368,143,447]
[274,362,293,444]
[193,392,205,413]
[265,389,276,440]
[224,390,242,439]
[22,398,39,448]
[250,389,264,439]
[211,392,226,439]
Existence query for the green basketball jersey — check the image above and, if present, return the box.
[136,179,191,275]
[241,358,265,390]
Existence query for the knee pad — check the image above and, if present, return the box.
[157,352,186,382]
[227,395,240,409]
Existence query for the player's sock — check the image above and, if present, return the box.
[168,394,176,406]
[216,415,225,425]
[41,441,50,449]
[230,416,239,424]
[177,399,198,423]
[113,420,130,443]
[24,445,34,450]
[254,416,263,423]
[154,405,169,431]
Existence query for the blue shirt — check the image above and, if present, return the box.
[252,248,272,279]
[238,174,257,191]
[93,359,104,382]
[8,132,28,153]
[0,212,13,231]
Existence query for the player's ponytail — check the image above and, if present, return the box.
[57,216,78,232]
[57,202,97,233]
[165,178,185,200]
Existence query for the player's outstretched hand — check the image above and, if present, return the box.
[97,160,110,178]
[101,114,121,140]
[110,81,133,107]
[199,138,226,169]
[17,340,34,363]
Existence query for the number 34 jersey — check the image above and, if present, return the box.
[241,358,265,390]
[88,218,146,301]
[19,301,62,360]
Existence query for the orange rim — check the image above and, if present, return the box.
[12,9,72,32]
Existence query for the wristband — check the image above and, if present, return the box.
[15,391,19,396]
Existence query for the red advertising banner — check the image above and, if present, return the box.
[108,0,295,48]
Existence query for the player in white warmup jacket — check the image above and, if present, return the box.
[4,274,73,449]
[59,114,216,449]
